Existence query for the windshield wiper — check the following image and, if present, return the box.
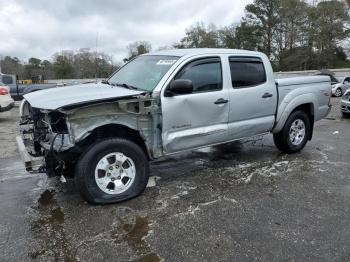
[114,83,140,90]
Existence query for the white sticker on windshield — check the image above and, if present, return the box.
[156,60,177,65]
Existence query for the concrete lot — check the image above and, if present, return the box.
[0,98,349,262]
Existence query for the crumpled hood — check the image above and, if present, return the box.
[23,83,145,110]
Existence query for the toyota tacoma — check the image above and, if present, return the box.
[17,49,332,204]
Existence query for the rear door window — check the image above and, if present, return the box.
[229,57,266,88]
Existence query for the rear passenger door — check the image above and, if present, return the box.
[227,56,277,139]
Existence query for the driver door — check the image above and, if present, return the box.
[161,56,230,154]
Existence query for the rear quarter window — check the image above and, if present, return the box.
[229,57,266,88]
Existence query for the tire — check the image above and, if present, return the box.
[75,138,149,204]
[335,88,343,97]
[273,110,310,154]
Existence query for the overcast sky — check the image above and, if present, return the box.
[0,0,253,63]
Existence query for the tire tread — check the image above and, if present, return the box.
[75,138,149,204]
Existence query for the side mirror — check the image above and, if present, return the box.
[165,79,193,97]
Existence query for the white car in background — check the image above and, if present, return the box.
[0,82,14,112]
[332,76,350,97]
[341,89,350,118]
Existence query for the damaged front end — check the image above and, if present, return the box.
[17,93,162,177]
[18,100,73,175]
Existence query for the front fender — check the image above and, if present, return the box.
[272,93,317,133]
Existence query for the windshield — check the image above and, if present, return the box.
[108,55,179,91]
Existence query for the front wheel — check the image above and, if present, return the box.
[75,138,149,204]
[273,110,310,153]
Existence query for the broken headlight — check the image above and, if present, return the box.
[49,111,68,134]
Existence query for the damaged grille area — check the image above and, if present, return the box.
[19,106,70,157]
[20,107,50,156]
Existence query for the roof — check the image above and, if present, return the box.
[146,48,262,57]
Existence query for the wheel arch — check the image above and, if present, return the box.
[77,123,152,160]
[273,94,316,139]
[291,103,314,140]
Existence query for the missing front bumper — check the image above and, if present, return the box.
[16,136,45,173]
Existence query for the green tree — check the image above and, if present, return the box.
[243,0,281,58]
[23,57,42,79]
[310,0,349,68]
[0,56,23,77]
[175,22,220,48]
[124,41,152,62]
[275,0,310,70]
[53,55,74,79]
[41,60,54,79]
[28,57,41,67]
[234,22,262,51]
[218,24,238,48]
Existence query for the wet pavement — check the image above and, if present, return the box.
[0,98,349,261]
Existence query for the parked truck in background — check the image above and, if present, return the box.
[0,73,57,100]
[17,48,332,204]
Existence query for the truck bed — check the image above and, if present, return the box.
[273,75,331,132]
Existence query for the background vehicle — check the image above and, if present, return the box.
[332,76,350,97]
[17,49,332,204]
[341,89,350,118]
[0,74,57,100]
[0,82,14,112]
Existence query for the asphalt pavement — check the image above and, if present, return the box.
[0,98,349,262]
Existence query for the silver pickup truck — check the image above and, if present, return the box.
[17,48,332,204]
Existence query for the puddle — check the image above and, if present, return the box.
[110,210,162,260]
[29,189,76,261]
[112,215,150,249]
[133,253,161,262]
[125,216,150,248]
[50,207,65,224]
[38,189,55,207]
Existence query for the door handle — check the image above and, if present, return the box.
[262,92,273,98]
[214,98,229,104]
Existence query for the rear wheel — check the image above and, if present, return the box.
[75,138,149,204]
[273,110,310,153]
[335,88,343,97]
